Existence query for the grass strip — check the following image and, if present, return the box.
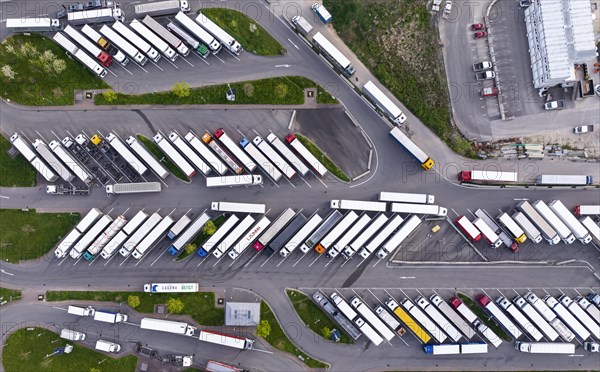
[286,289,352,344]
[294,134,350,182]
[46,291,224,326]
[260,301,329,368]
[0,209,80,263]
[0,135,36,187]
[3,328,137,372]
[136,134,189,182]
[0,287,22,303]
[457,292,511,342]
[175,214,228,261]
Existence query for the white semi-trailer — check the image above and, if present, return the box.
[100,25,148,65]
[363,80,406,124]
[253,136,296,180]
[130,19,177,62]
[473,218,502,248]
[113,21,161,62]
[328,214,371,259]
[81,25,129,66]
[512,212,543,243]
[229,216,271,259]
[213,129,256,171]
[354,317,384,346]
[144,283,199,293]
[532,200,576,244]
[211,202,266,214]
[476,294,522,340]
[536,174,593,186]
[74,49,108,78]
[168,132,210,176]
[449,297,479,324]
[513,296,559,341]
[135,0,190,17]
[580,217,600,243]
[416,296,462,342]
[94,310,127,323]
[106,182,161,194]
[401,298,447,343]
[458,170,518,183]
[119,213,162,257]
[559,295,600,339]
[68,8,124,25]
[544,296,590,341]
[497,213,527,243]
[153,133,195,178]
[515,342,575,354]
[240,138,281,181]
[525,292,575,342]
[199,330,254,350]
[266,133,309,176]
[312,32,355,77]
[99,211,147,259]
[196,12,242,55]
[548,200,592,244]
[202,133,242,174]
[33,139,74,182]
[330,200,387,212]
[106,133,147,176]
[379,191,434,204]
[70,215,113,259]
[10,134,58,182]
[126,136,169,179]
[175,12,222,54]
[575,296,600,322]
[374,306,402,335]
[430,295,476,339]
[285,134,327,177]
[140,317,196,336]
[167,213,210,255]
[131,216,174,259]
[142,16,189,56]
[315,211,359,255]
[351,297,395,341]
[197,215,240,257]
[185,132,227,175]
[54,208,102,258]
[206,175,262,188]
[64,25,113,67]
[330,293,357,323]
[496,297,543,341]
[574,205,600,215]
[376,215,421,259]
[343,214,388,259]
[517,201,560,244]
[167,215,192,240]
[167,22,211,58]
[213,215,255,259]
[359,215,404,259]
[83,215,127,260]
[280,214,322,258]
[390,203,447,217]
[254,208,295,252]
[6,17,61,32]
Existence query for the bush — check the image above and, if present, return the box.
[257,319,271,338]
[172,81,191,98]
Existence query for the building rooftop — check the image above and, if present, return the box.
[225,302,260,326]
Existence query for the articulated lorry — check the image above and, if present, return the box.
[70,215,113,259]
[167,214,191,240]
[301,211,342,253]
[10,134,58,182]
[199,330,254,350]
[376,215,421,259]
[389,127,434,170]
[517,201,560,244]
[99,211,148,259]
[197,215,240,257]
[559,295,600,339]
[548,200,592,244]
[32,139,73,182]
[167,22,210,58]
[328,214,371,259]
[390,203,447,217]
[196,12,242,55]
[416,296,462,342]
[105,133,147,175]
[213,215,255,258]
[140,317,196,336]
[574,205,600,215]
[266,133,309,176]
[455,215,482,242]
[473,320,502,348]
[130,19,177,62]
[532,200,576,244]
[6,17,61,32]
[135,0,190,17]
[512,212,543,243]
[580,217,600,243]
[185,132,226,175]
[253,136,296,180]
[142,16,189,56]
[424,343,488,355]
[343,214,388,259]
[374,305,402,335]
[363,81,407,125]
[168,132,211,175]
[240,138,281,182]
[60,329,86,341]
[267,214,307,253]
[313,292,361,340]
[119,212,162,257]
[55,209,102,258]
[359,215,404,259]
[315,211,359,255]
[153,133,195,177]
[113,21,160,63]
[513,296,559,341]
[168,213,210,255]
[254,209,295,252]
[280,214,322,258]
[131,216,174,259]
[65,25,112,67]
[201,133,242,174]
[476,294,522,340]
[515,342,575,354]
[68,7,124,25]
[330,200,387,212]
[68,305,95,316]
[536,175,593,186]
[497,213,527,243]
[473,218,502,248]
[174,12,221,54]
[126,136,168,178]
[544,296,590,341]
[285,134,328,177]
[81,25,129,66]
[144,283,199,293]
[206,175,262,188]
[430,295,476,339]
[496,296,542,341]
[100,25,147,65]
[458,170,518,183]
[229,216,271,259]
[214,129,256,171]
[379,191,434,204]
[525,292,575,342]
[106,182,161,194]
[449,297,479,324]
[312,32,355,77]
[83,215,127,260]
[351,297,395,341]
[575,296,600,323]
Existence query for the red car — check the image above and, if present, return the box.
[471,23,485,31]
[474,31,487,39]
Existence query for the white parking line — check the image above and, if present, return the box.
[180,57,194,67]
[149,60,163,71]
[150,247,170,267]
[308,253,322,267]
[243,251,261,268]
[292,252,308,267]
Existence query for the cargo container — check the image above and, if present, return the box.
[130,19,177,61]
[280,214,322,258]
[83,215,127,260]
[49,140,93,184]
[153,133,196,178]
[64,25,112,67]
[473,218,502,248]
[458,170,518,183]
[32,139,74,182]
[390,203,447,217]
[328,214,371,259]
[476,294,522,339]
[548,200,592,244]
[168,213,210,255]
[175,12,222,54]
[389,127,434,170]
[229,216,271,259]
[81,25,129,66]
[374,306,402,334]
[315,211,359,254]
[513,296,559,341]
[252,136,296,180]
[252,208,295,252]
[359,215,404,259]
[214,129,255,171]
[351,297,395,341]
[240,138,281,182]
[144,282,199,293]
[205,175,262,188]
[135,0,190,17]
[184,132,226,175]
[167,22,210,58]
[105,133,147,175]
[312,32,355,77]
[126,136,169,179]
[313,292,361,340]
[524,292,575,342]
[343,214,388,259]
[559,295,600,339]
[266,133,309,176]
[201,133,242,174]
[267,214,307,253]
[119,213,162,257]
[574,205,600,215]
[401,298,447,343]
[536,175,593,186]
[70,215,113,259]
[198,330,254,350]
[168,132,210,175]
[301,211,342,253]
[385,298,431,344]
[497,213,527,243]
[167,215,191,240]
[140,317,196,336]
[377,215,421,259]
[575,296,600,324]
[379,191,434,204]
[430,295,476,339]
[456,216,482,241]
[131,216,174,259]
[532,200,576,244]
[449,297,479,324]
[285,134,327,177]
[196,12,242,55]
[362,81,406,124]
[68,8,124,25]
[213,215,255,258]
[416,296,462,342]
[496,297,542,341]
[517,201,560,244]
[544,296,590,341]
[473,320,502,348]
[106,182,161,194]
[198,215,239,257]
[6,17,61,32]
[515,342,575,354]
[113,21,161,62]
[512,212,543,243]
[141,16,188,57]
[580,217,600,244]
[100,25,147,65]
[330,200,387,212]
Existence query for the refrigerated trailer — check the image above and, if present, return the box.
[196,12,242,55]
[64,25,112,67]
[315,211,358,254]
[113,21,160,62]
[301,211,342,253]
[130,19,177,62]
[105,182,162,195]
[142,16,189,56]
[167,215,191,240]
[496,297,543,341]
[328,214,371,259]
[70,215,113,259]
[473,218,502,248]
[167,21,210,58]
[401,298,447,343]
[100,25,148,65]
[536,175,593,186]
[131,216,174,259]
[430,295,476,339]
[168,213,210,255]
[517,201,560,244]
[385,298,432,344]
[416,296,462,342]
[153,133,195,178]
[285,134,327,177]
[81,24,129,66]
[476,294,522,340]
[548,200,592,244]
[6,17,61,32]
[512,212,543,243]
[455,216,481,241]
[119,213,162,257]
[105,133,147,175]
[574,205,600,215]
[214,129,256,171]
[312,32,355,77]
[458,170,518,183]
[363,80,406,124]
[330,292,357,322]
[580,217,600,243]
[229,216,271,259]
[211,202,265,214]
[532,200,576,244]
[213,215,255,258]
[254,208,295,251]
[389,127,434,170]
[126,136,169,179]
[32,139,74,182]
[376,215,421,259]
[559,295,600,339]
[379,191,434,204]
[280,214,322,258]
[351,297,395,341]
[330,200,387,212]
[135,0,190,17]
[525,292,575,342]
[354,318,383,346]
[168,132,210,176]
[68,7,124,25]
[100,210,148,259]
[267,214,307,253]
[199,330,254,350]
[185,132,226,175]
[390,203,447,217]
[359,215,404,259]
[74,48,107,78]
[240,138,281,181]
[343,214,388,259]
[424,343,488,355]
[497,213,527,243]
[201,133,242,174]
[83,215,127,260]
[197,215,240,257]
[513,296,559,341]
[253,136,296,180]
[175,12,221,54]
[266,133,309,176]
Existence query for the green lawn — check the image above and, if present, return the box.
[0,34,109,106]
[457,293,511,342]
[3,328,137,372]
[46,291,224,326]
[286,290,352,344]
[0,288,22,303]
[0,135,36,187]
[136,135,189,182]
[294,134,350,182]
[175,214,228,261]
[260,301,328,369]
[323,0,476,158]
[0,210,80,263]
[95,76,337,105]
[201,8,286,56]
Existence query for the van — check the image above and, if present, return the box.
[60,329,86,341]
[95,340,121,353]
[67,305,95,316]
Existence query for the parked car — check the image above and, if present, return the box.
[474,31,487,39]
[573,125,593,134]
[473,61,493,71]
[544,100,564,110]
[481,87,499,97]
[471,23,485,31]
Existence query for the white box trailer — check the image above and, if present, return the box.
[119,213,162,257]
[68,7,124,25]
[459,170,518,183]
[330,200,387,212]
[199,330,254,350]
[512,212,543,243]
[100,211,148,259]
[11,134,58,182]
[580,216,600,243]
[70,215,113,259]
[60,329,86,341]
[81,25,129,66]
[354,317,384,346]
[344,214,388,259]
[94,310,127,323]
[240,138,281,182]
[532,200,576,244]
[416,296,462,342]
[167,214,191,240]
[206,360,243,372]
[54,229,83,258]
[213,129,256,171]
[6,17,61,32]
[168,213,210,255]
[197,214,240,257]
[455,215,482,242]
[100,25,148,65]
[549,200,592,244]
[496,296,543,341]
[473,218,502,248]
[330,292,357,321]
[312,32,355,77]
[168,132,210,176]
[301,211,342,253]
[131,216,174,259]
[206,175,262,188]
[140,317,196,336]
[280,214,321,258]
[536,175,593,186]
[544,296,590,341]
[95,340,121,353]
[266,133,309,176]
[374,306,401,333]
[401,298,447,343]
[75,208,103,233]
[65,25,112,67]
[430,295,476,339]
[126,136,169,179]
[130,19,177,61]
[106,133,147,176]
[575,296,600,323]
[376,215,421,259]
[144,283,199,293]
[476,294,522,340]
[33,139,74,182]
[559,295,600,339]
[123,211,150,235]
[196,12,242,55]
[68,305,95,316]
[351,297,395,341]
[515,342,575,354]
[113,21,160,62]
[449,297,478,324]
[167,22,210,58]
[423,344,461,355]
[315,211,359,255]
[135,0,190,17]
[213,215,255,258]
[285,134,327,177]
[142,16,189,56]
[517,201,560,244]
[185,132,227,175]
[359,215,404,259]
[379,191,434,204]
[83,215,127,260]
[328,214,371,258]
[253,136,296,180]
[106,182,161,194]
[574,205,600,215]
[211,202,266,214]
[229,216,271,259]
[497,213,527,243]
[473,320,502,348]
[390,203,447,217]
[74,49,107,77]
[49,140,93,184]
[363,80,406,124]
[513,296,559,341]
[175,12,221,53]
[153,133,195,177]
[524,292,575,342]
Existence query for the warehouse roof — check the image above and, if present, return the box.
[225,302,260,326]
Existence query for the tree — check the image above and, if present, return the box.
[128,295,140,309]
[184,243,195,255]
[103,90,118,103]
[166,297,185,314]
[321,326,331,339]
[172,81,191,98]
[257,320,271,338]
[202,220,216,236]
[274,83,288,99]
[52,59,67,74]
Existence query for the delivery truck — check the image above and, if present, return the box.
[113,21,161,62]
[343,214,388,259]
[168,132,211,175]
[185,132,226,175]
[94,310,127,323]
[315,211,358,254]
[140,317,197,336]
[266,133,309,176]
[60,329,86,341]
[130,19,177,61]
[197,215,239,257]
[168,212,210,255]
[548,200,592,244]
[290,15,313,37]
[144,283,199,293]
[416,296,462,342]
[105,133,147,175]
[95,340,121,353]
[153,133,195,177]
[330,200,387,212]
[496,297,542,341]
[196,12,242,55]
[81,24,129,66]
[68,7,124,25]
[430,295,476,339]
[131,216,174,259]
[458,170,518,183]
[106,182,161,194]
[240,138,281,181]
[229,216,271,259]
[359,215,404,259]
[476,294,522,340]
[142,15,189,56]
[580,216,600,243]
[199,330,254,350]
[213,215,255,258]
[175,12,222,54]
[6,17,61,32]
[68,305,95,316]
[536,175,593,186]
[532,200,576,244]
[201,132,242,174]
[280,214,322,257]
[376,215,421,259]
[517,201,560,244]
[253,136,296,180]
[328,214,371,259]
[254,208,295,252]
[390,203,447,217]
[515,342,575,354]
[285,134,327,177]
[100,25,147,65]
[363,81,407,125]
[312,2,332,23]
[389,127,434,170]
[135,0,190,17]
[167,214,191,240]
[351,297,395,341]
[379,191,434,204]
[301,211,342,253]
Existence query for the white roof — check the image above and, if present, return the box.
[565,0,595,61]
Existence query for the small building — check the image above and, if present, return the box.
[225,302,260,327]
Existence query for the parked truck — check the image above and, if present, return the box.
[376,215,422,259]
[142,16,189,56]
[312,32,355,77]
[81,25,129,66]
[95,340,121,353]
[328,214,371,259]
[473,218,502,248]
[94,310,127,323]
[388,127,435,170]
[517,201,560,244]
[106,182,161,194]
[416,296,462,342]
[266,133,309,176]
[473,320,502,348]
[473,61,493,71]
[301,211,342,253]
[548,200,592,244]
[525,292,575,342]
[512,212,543,243]
[363,81,407,125]
[32,139,74,182]
[131,216,174,259]
[206,175,262,188]
[153,133,195,177]
[213,215,255,258]
[144,283,199,293]
[315,211,358,254]
[449,297,479,324]
[343,214,388,259]
[424,343,488,355]
[313,292,361,340]
[430,295,476,339]
[311,2,332,23]
[113,21,161,63]
[198,330,254,350]
[285,134,328,177]
[240,138,281,182]
[575,296,600,323]
[229,216,271,259]
[532,200,576,244]
[119,213,162,257]
[168,213,210,255]
[536,175,593,186]
[126,136,168,178]
[497,213,527,243]
[351,297,395,341]
[544,296,590,341]
[197,215,239,257]
[253,136,296,180]
[175,12,221,54]
[168,132,211,175]
[64,25,112,67]
[70,215,113,259]
[516,342,575,354]
[100,210,148,259]
[476,70,495,80]
[559,295,600,339]
[473,209,518,251]
[100,25,147,65]
[201,132,242,174]
[513,296,559,341]
[214,129,256,171]
[280,214,322,258]
[254,208,295,251]
[458,170,517,183]
[290,15,313,37]
[196,12,242,55]
[330,200,387,212]
[476,294,522,340]
[359,215,404,259]
[267,214,307,253]
[60,329,86,341]
[105,133,147,176]
[167,22,210,58]
[68,305,95,316]
[140,317,196,336]
[390,203,446,217]
[379,191,434,204]
[68,7,124,25]
[55,209,102,258]
[496,296,542,341]
[167,214,191,240]
[83,215,127,260]
[401,298,447,343]
[185,132,226,175]
[130,19,178,61]
[385,298,431,344]
[574,205,600,215]
[6,17,61,32]
[135,0,190,17]
[10,134,58,182]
